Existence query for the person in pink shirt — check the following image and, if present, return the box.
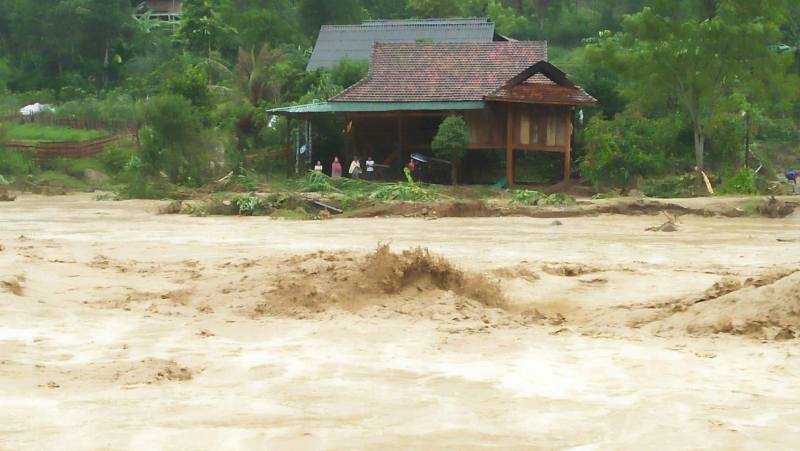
[331,157,342,178]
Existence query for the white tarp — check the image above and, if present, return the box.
[19,103,55,116]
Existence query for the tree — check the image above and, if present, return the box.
[232,44,292,106]
[781,0,800,74]
[406,0,465,18]
[431,115,470,184]
[139,94,210,185]
[1,0,134,91]
[83,0,135,87]
[179,0,237,58]
[298,0,365,39]
[329,57,369,88]
[217,0,301,50]
[579,114,664,192]
[361,0,408,19]
[166,65,212,109]
[531,0,550,33]
[589,0,791,172]
[487,0,534,40]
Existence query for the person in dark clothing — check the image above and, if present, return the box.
[786,170,798,193]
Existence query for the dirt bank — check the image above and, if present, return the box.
[348,196,800,219]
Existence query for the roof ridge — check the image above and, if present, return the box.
[321,23,494,30]
[371,41,546,47]
[362,17,490,23]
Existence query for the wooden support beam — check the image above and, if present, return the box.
[398,114,405,163]
[350,120,358,160]
[563,111,573,182]
[462,144,566,152]
[285,117,292,177]
[506,107,514,187]
[346,111,448,118]
[513,144,566,153]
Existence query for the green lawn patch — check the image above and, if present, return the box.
[4,123,106,142]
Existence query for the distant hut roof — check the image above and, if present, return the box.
[307,18,507,71]
[137,0,182,19]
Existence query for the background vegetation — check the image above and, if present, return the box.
[0,0,797,197]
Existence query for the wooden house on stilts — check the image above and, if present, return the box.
[270,40,595,186]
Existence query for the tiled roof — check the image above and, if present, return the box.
[307,18,501,70]
[332,42,549,102]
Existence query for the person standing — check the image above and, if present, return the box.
[406,158,420,181]
[349,157,362,179]
[365,156,375,180]
[331,157,342,178]
[314,160,323,172]
[786,169,798,193]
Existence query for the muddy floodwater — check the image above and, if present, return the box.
[2,194,800,449]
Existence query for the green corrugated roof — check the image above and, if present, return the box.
[268,101,484,115]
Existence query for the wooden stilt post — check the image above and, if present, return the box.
[350,119,358,161]
[285,117,292,177]
[506,106,514,187]
[398,113,405,164]
[563,111,572,182]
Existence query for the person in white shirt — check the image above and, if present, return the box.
[365,156,375,180]
[349,157,362,179]
[314,160,323,172]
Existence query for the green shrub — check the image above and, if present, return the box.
[63,160,95,179]
[579,115,669,191]
[510,189,546,205]
[511,190,530,205]
[718,167,759,195]
[117,155,172,199]
[99,144,137,174]
[235,194,271,215]
[329,57,369,88]
[0,149,32,176]
[370,182,439,202]
[139,94,210,185]
[299,170,335,192]
[234,170,263,191]
[431,115,470,184]
[539,192,577,206]
[756,117,800,143]
[510,189,576,206]
[53,94,137,130]
[641,173,698,198]
[187,194,274,217]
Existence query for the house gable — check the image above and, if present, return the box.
[486,61,596,106]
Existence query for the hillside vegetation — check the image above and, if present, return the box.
[0,0,797,197]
